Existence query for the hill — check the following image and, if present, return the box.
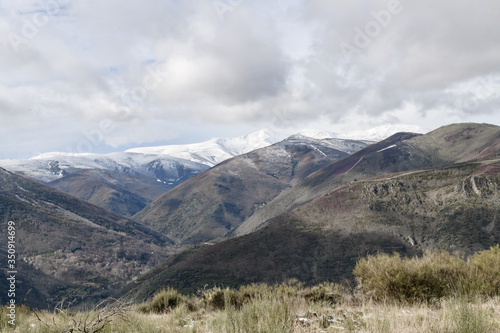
[48,169,175,217]
[236,123,500,235]
[0,168,174,308]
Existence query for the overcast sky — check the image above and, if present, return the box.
[1,0,499,158]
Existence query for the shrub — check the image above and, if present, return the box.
[354,246,500,303]
[354,250,466,303]
[272,279,302,299]
[468,245,500,296]
[200,281,303,311]
[200,287,243,310]
[301,282,346,305]
[237,283,269,304]
[138,287,192,313]
[224,295,293,333]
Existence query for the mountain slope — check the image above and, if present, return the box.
[118,123,500,301]
[0,248,65,310]
[0,167,174,308]
[134,136,368,244]
[235,132,421,235]
[48,169,172,217]
[120,157,500,301]
[236,123,500,235]
[0,153,208,216]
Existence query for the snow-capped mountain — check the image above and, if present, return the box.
[0,125,418,217]
[286,134,369,155]
[0,126,420,184]
[292,125,422,143]
[0,152,209,183]
[0,129,279,184]
[126,129,279,167]
[338,124,422,142]
[0,151,211,216]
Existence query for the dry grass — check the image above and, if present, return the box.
[2,288,499,332]
[354,246,500,302]
[2,247,499,332]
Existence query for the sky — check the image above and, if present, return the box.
[0,0,499,159]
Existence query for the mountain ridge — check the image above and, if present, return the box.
[236,123,500,236]
[118,122,500,301]
[134,135,370,244]
[120,158,500,302]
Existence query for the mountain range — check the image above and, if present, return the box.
[0,127,371,307]
[1,122,499,309]
[0,152,208,217]
[119,123,500,301]
[0,127,377,216]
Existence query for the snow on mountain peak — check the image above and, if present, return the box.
[338,124,422,142]
[30,152,94,160]
[0,126,425,184]
[289,125,420,142]
[126,129,279,167]
[295,129,336,140]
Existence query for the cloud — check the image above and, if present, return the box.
[300,0,500,117]
[0,0,499,157]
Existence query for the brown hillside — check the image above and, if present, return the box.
[135,137,367,244]
[0,168,174,309]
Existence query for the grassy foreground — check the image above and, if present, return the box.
[2,247,500,332]
[1,290,499,332]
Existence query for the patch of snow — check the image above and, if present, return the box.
[309,145,328,157]
[377,144,397,153]
[15,194,31,204]
[16,184,28,192]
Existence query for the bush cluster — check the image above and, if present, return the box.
[200,281,303,310]
[354,245,500,303]
[198,280,347,310]
[301,282,347,305]
[139,279,347,314]
[138,287,194,313]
